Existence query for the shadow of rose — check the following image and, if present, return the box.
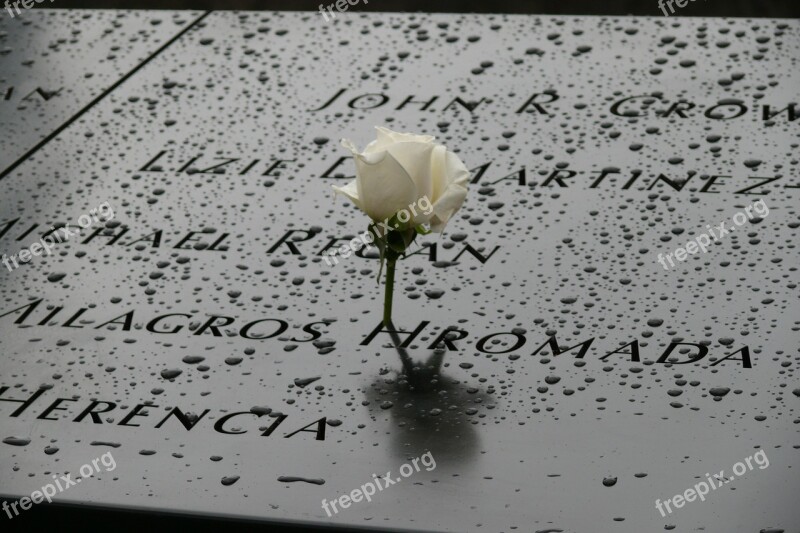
[363,323,493,467]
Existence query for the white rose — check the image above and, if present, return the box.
[332,126,469,233]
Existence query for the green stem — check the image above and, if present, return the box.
[383,256,397,327]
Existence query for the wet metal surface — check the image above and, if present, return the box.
[0,10,798,532]
[0,10,201,170]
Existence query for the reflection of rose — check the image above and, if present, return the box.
[333,126,469,233]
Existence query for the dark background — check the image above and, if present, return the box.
[53,0,800,18]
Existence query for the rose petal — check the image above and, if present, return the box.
[385,141,436,204]
[363,127,436,155]
[354,150,419,222]
[331,178,363,210]
[341,138,360,154]
[429,151,470,232]
[430,183,468,232]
